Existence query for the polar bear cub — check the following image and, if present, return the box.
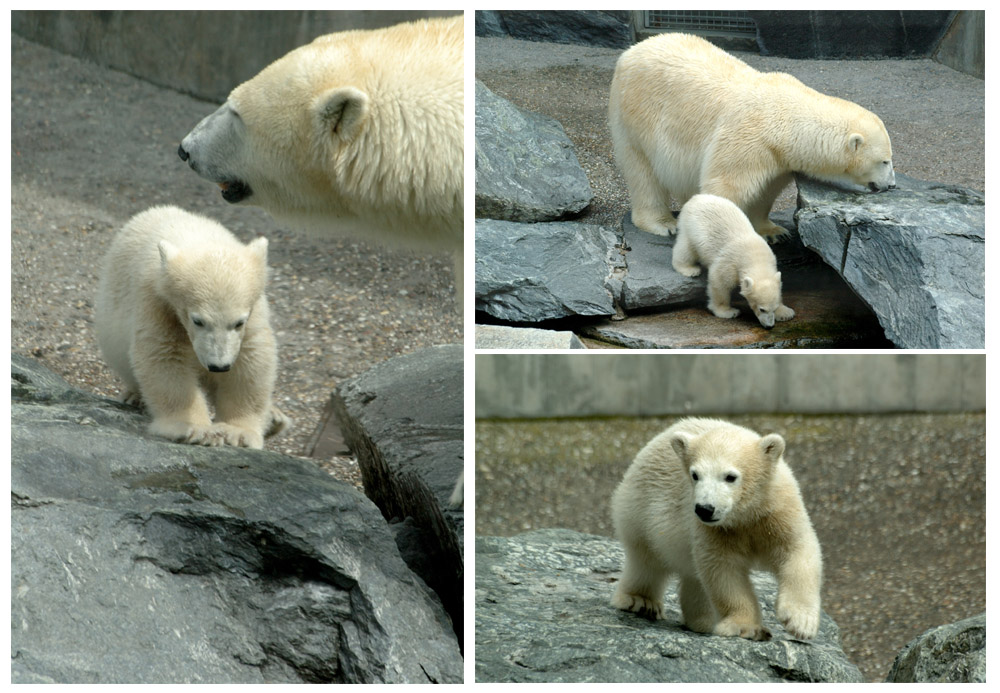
[611,417,823,641]
[95,206,288,449]
[609,32,894,239]
[672,194,793,328]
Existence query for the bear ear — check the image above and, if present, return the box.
[314,86,370,141]
[759,433,785,463]
[158,240,179,268]
[848,133,865,151]
[740,276,754,293]
[246,236,269,264]
[670,432,694,463]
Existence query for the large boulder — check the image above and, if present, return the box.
[476,529,863,683]
[11,354,462,684]
[795,173,984,348]
[885,613,985,683]
[475,219,624,322]
[474,10,632,48]
[475,81,593,222]
[329,344,464,642]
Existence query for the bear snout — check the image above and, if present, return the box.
[695,504,718,523]
[178,144,190,162]
[207,363,232,373]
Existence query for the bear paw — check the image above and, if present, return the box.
[709,304,740,319]
[149,419,223,446]
[611,591,664,621]
[674,264,702,278]
[775,305,795,322]
[209,423,264,449]
[757,222,791,242]
[265,406,291,438]
[777,605,820,640]
[714,617,772,641]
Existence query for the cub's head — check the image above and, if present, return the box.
[670,427,785,527]
[739,272,784,328]
[156,237,268,373]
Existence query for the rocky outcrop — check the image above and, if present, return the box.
[330,344,464,644]
[475,80,593,222]
[476,529,863,683]
[11,354,462,684]
[474,10,632,49]
[796,173,984,349]
[885,613,985,683]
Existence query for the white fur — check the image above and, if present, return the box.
[178,16,464,302]
[610,417,823,641]
[95,205,289,449]
[609,32,894,239]
[673,194,794,327]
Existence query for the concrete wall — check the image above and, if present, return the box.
[475,354,985,419]
[12,10,462,103]
[934,10,984,79]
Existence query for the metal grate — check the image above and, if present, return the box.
[643,10,757,37]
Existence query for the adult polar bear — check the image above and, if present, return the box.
[178,15,464,299]
[609,32,895,239]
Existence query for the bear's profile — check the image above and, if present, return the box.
[609,32,894,239]
[178,16,464,299]
[95,206,288,449]
[672,194,794,328]
[610,417,822,641]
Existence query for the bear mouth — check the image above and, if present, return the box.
[219,179,253,203]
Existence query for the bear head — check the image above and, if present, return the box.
[670,426,785,527]
[155,237,269,373]
[739,271,784,329]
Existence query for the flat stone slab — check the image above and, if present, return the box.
[582,275,890,349]
[475,325,586,349]
[475,529,863,683]
[796,172,984,349]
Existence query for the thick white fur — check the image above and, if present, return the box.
[179,16,464,301]
[609,32,894,239]
[673,194,793,327]
[95,206,289,449]
[610,417,823,641]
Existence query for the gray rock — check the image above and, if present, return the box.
[475,81,593,222]
[11,354,462,684]
[795,173,984,348]
[330,345,464,641]
[475,325,586,349]
[476,529,863,683]
[475,219,624,322]
[477,10,633,49]
[474,10,507,38]
[885,613,985,683]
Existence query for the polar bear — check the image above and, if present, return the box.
[177,15,464,301]
[609,32,895,239]
[95,206,289,449]
[610,417,823,641]
[672,194,793,328]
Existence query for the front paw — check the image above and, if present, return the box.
[149,419,221,446]
[775,305,795,322]
[673,264,702,278]
[612,590,664,621]
[757,222,791,243]
[210,423,264,449]
[709,304,740,319]
[777,603,820,640]
[714,617,772,641]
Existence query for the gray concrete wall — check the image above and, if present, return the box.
[934,10,984,79]
[12,10,462,103]
[475,354,985,418]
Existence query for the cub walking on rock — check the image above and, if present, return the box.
[611,417,823,641]
[672,194,793,328]
[95,206,288,449]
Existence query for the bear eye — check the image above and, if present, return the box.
[191,316,205,327]
[691,471,699,482]
[233,319,246,329]
[724,473,738,483]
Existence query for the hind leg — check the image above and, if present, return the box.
[671,231,702,277]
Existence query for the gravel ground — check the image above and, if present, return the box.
[475,35,985,229]
[10,34,461,487]
[474,413,986,683]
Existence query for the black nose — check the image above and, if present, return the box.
[695,504,716,522]
[207,364,231,373]
[178,144,189,162]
